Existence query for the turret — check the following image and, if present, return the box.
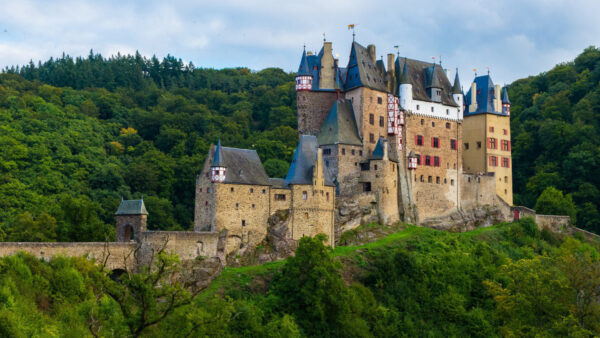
[452,69,464,119]
[398,61,413,110]
[295,46,313,91]
[425,64,443,103]
[502,87,511,115]
[115,198,148,242]
[211,140,227,183]
[319,42,335,89]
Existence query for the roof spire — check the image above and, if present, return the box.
[212,139,225,167]
[452,68,462,94]
[502,87,511,104]
[400,59,410,84]
[297,47,311,75]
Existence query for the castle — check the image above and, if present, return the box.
[1,38,547,272]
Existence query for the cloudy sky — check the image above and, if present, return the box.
[1,0,599,85]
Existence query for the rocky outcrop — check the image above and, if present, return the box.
[226,210,298,267]
[335,194,379,243]
[420,205,508,232]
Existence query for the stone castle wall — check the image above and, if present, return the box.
[194,150,216,232]
[345,87,388,155]
[289,184,336,247]
[321,144,362,196]
[297,91,337,135]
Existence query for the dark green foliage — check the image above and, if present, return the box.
[535,187,577,223]
[0,56,297,240]
[510,45,600,232]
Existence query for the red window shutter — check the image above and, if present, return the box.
[489,156,492,166]
[508,158,510,168]
[415,135,418,145]
[431,138,434,147]
[508,141,511,151]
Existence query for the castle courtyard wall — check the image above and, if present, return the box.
[297,91,337,136]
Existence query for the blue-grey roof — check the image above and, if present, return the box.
[297,48,311,76]
[344,42,388,92]
[285,135,335,187]
[399,60,410,85]
[317,99,362,146]
[369,137,398,162]
[211,145,270,185]
[464,75,507,116]
[502,87,510,104]
[268,178,288,189]
[115,199,148,215]
[424,64,443,89]
[452,70,462,94]
[397,58,458,107]
[212,140,225,167]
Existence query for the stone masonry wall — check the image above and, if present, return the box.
[269,188,291,215]
[297,91,337,136]
[359,159,399,224]
[345,87,388,156]
[321,144,362,196]
[194,148,216,231]
[214,183,270,255]
[137,231,220,266]
[289,184,335,247]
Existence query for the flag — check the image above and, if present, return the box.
[393,45,399,49]
[348,24,355,30]
[472,68,477,72]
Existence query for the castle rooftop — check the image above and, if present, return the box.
[115,199,148,215]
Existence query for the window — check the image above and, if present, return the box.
[417,105,420,110]
[379,116,384,127]
[326,192,329,201]
[464,143,469,150]
[432,121,435,127]
[207,188,210,193]
[477,141,482,149]
[503,129,508,135]
[420,119,424,125]
[431,107,434,113]
[360,162,370,171]
[242,220,246,227]
[374,164,378,170]
[434,156,440,167]
[342,148,346,155]
[416,154,421,165]
[351,149,355,155]
[325,160,329,167]
[275,194,286,201]
[489,156,498,167]
[359,150,363,156]
[252,204,255,209]
[488,138,497,149]
[451,139,457,150]
[451,179,454,186]
[428,176,432,183]
[323,148,331,155]
[501,140,511,151]
[420,175,424,182]
[377,97,382,104]
[205,201,208,206]
[250,188,254,193]
[369,114,374,125]
[370,133,375,143]
[199,188,202,192]
[489,126,494,133]
[436,176,440,184]
[230,187,234,192]
[504,176,508,183]
[262,189,266,194]
[425,155,431,166]
[235,203,239,209]
[304,212,309,219]
[415,135,424,146]
[502,157,510,168]
[432,137,440,148]
[302,191,307,200]
[363,182,372,192]
[446,122,451,129]
[446,109,449,115]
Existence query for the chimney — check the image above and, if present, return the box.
[323,41,332,55]
[367,44,376,63]
[469,82,478,112]
[307,51,313,56]
[387,53,395,73]
[494,84,501,112]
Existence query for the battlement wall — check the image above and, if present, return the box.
[138,231,220,262]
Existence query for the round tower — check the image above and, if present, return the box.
[452,69,464,119]
[398,60,413,110]
[296,46,313,91]
[211,140,227,183]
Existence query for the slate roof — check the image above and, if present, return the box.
[345,42,388,92]
[297,48,311,76]
[452,70,462,94]
[502,87,510,104]
[464,75,507,116]
[317,99,362,146]
[212,140,225,167]
[396,57,459,107]
[285,135,335,187]
[211,145,270,185]
[268,178,288,189]
[115,199,148,215]
[369,137,398,162]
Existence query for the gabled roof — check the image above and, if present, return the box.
[397,57,459,107]
[212,140,225,167]
[452,70,462,94]
[502,87,510,104]
[268,178,288,189]
[464,75,506,115]
[297,48,311,76]
[115,199,148,215]
[285,135,335,187]
[211,145,270,185]
[317,99,362,146]
[344,42,388,92]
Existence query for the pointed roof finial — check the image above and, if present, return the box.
[322,32,326,42]
[400,59,410,84]
[502,87,511,104]
[212,139,226,167]
[452,68,462,94]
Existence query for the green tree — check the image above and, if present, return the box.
[535,187,577,223]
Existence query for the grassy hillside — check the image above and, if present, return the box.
[0,221,599,336]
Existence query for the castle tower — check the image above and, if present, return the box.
[115,199,148,242]
[452,70,464,119]
[398,61,413,110]
[502,87,511,115]
[296,47,313,91]
[211,140,227,183]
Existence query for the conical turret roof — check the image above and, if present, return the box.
[212,140,225,167]
[399,61,410,85]
[297,47,311,76]
[502,87,510,104]
[452,69,462,94]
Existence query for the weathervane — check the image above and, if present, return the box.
[348,24,357,41]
